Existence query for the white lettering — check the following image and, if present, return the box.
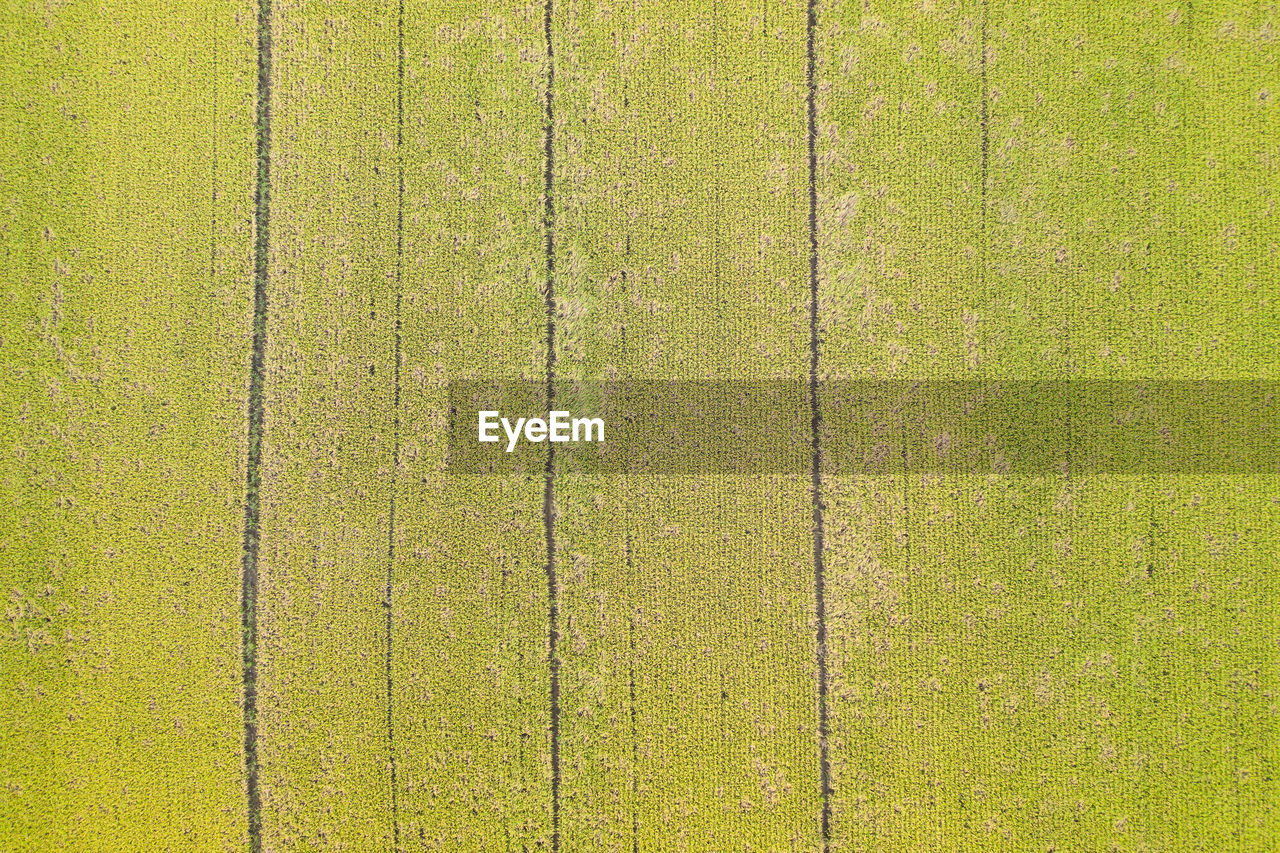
[549,410,571,442]
[573,417,605,442]
[502,417,526,453]
[479,410,500,443]
[525,417,548,442]
[483,411,604,450]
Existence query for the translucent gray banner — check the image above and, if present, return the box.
[446,380,1279,475]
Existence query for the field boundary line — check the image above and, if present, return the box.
[979,0,989,272]
[240,0,272,849]
[384,0,406,849]
[626,538,640,853]
[542,1,561,850]
[806,0,833,849]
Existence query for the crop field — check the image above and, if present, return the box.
[1,1,1277,852]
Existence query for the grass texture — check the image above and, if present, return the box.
[1,1,1276,851]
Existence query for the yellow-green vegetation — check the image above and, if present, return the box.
[0,2,257,850]
[818,1,1278,848]
[251,1,399,847]
[393,3,552,848]
[551,4,820,848]
[2,1,1275,852]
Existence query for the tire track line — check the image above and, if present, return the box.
[240,0,272,848]
[542,1,561,848]
[384,1,406,848]
[806,1,833,848]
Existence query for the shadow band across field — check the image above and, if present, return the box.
[446,380,1280,476]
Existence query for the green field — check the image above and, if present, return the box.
[2,1,1276,851]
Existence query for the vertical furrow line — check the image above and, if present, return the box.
[241,0,272,849]
[384,1,405,849]
[979,0,989,285]
[211,17,218,293]
[626,537,639,853]
[806,0,832,850]
[542,1,561,850]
